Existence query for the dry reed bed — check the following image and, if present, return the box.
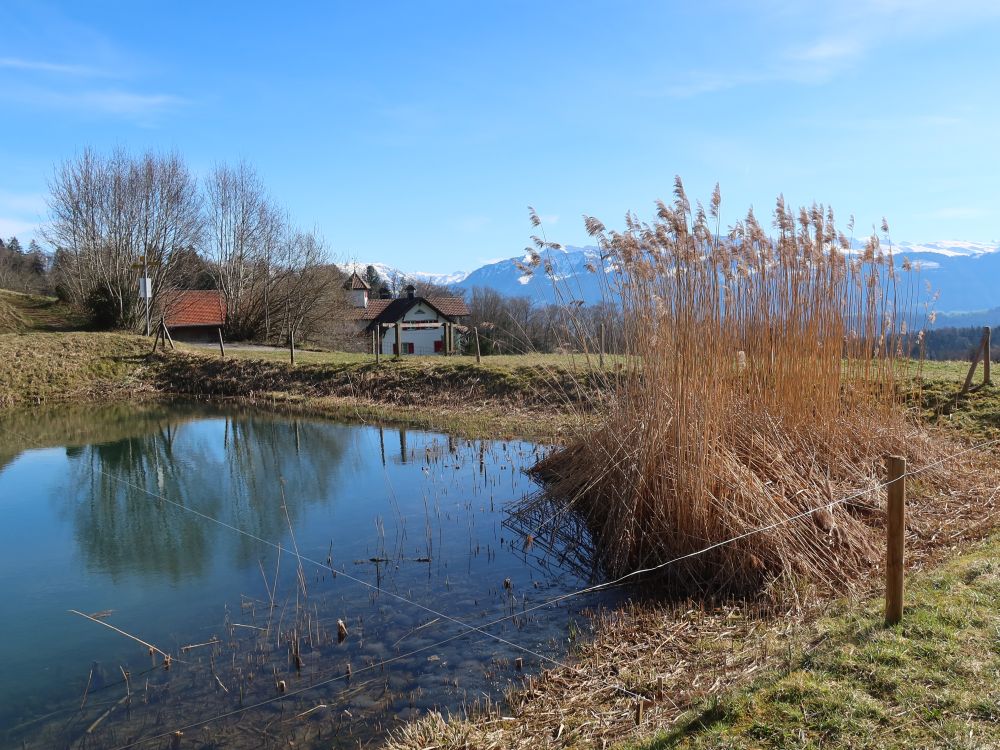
[530,184,939,595]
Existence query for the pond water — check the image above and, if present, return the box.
[0,402,612,749]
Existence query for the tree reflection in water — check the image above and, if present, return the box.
[64,411,348,582]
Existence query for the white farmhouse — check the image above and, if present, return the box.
[343,272,470,355]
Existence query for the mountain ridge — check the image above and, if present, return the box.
[350,241,1000,322]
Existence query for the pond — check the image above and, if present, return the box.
[0,402,614,748]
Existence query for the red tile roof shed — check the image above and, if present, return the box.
[163,290,226,328]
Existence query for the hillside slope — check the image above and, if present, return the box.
[0,290,88,332]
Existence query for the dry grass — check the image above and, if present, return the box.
[0,330,597,440]
[0,332,151,408]
[175,342,598,370]
[0,295,28,333]
[530,184,943,595]
[0,289,89,331]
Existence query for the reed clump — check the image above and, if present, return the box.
[532,180,932,595]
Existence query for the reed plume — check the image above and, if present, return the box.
[533,180,927,595]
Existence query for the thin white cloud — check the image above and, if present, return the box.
[0,190,47,245]
[0,57,106,77]
[0,216,40,239]
[0,11,185,125]
[789,36,864,64]
[73,89,187,117]
[0,190,47,215]
[5,85,188,124]
[657,1,1000,98]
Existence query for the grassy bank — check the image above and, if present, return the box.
[634,535,1000,749]
[152,345,606,440]
[3,328,996,442]
[0,289,89,332]
[0,331,151,408]
[0,330,600,439]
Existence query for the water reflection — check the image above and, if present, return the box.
[59,415,346,581]
[0,402,612,749]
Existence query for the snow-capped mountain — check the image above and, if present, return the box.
[341,262,468,288]
[876,241,1000,322]
[888,240,997,258]
[351,241,1000,324]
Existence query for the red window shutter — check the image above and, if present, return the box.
[434,340,443,352]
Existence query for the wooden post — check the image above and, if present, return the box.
[474,326,482,364]
[149,323,163,355]
[885,454,906,626]
[394,321,401,358]
[375,327,381,364]
[599,323,605,369]
[985,326,992,385]
[289,326,295,366]
[217,327,226,358]
[160,318,175,350]
[960,330,987,395]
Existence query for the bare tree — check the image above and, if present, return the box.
[205,161,284,339]
[45,148,202,329]
[273,231,353,347]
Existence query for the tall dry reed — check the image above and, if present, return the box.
[531,180,928,595]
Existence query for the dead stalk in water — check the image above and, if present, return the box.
[68,609,173,661]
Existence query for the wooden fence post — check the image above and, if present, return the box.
[960,329,989,395]
[375,327,381,364]
[217,327,226,359]
[289,327,296,366]
[985,326,992,385]
[885,454,906,626]
[599,323,605,369]
[474,326,482,364]
[395,321,402,358]
[149,323,163,355]
[161,318,175,350]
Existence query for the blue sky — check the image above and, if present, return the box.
[1,1,998,272]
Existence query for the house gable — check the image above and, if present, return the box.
[402,302,440,323]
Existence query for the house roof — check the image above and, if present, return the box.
[346,296,470,325]
[163,290,225,328]
[427,296,471,317]
[343,271,371,291]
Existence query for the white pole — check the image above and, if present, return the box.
[144,255,150,337]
